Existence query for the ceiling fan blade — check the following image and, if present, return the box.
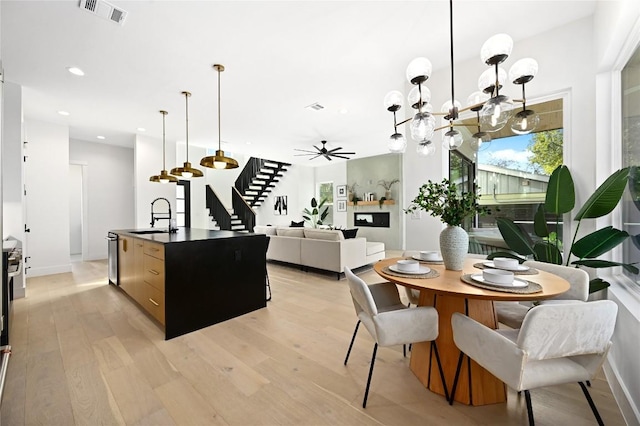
[312,145,322,152]
[327,147,343,153]
[324,154,333,161]
[294,153,315,156]
[294,149,318,153]
[310,153,323,160]
[331,154,352,160]
[335,151,355,155]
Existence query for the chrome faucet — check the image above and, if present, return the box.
[150,197,177,232]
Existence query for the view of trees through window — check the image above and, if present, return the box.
[452,98,564,252]
[318,182,334,226]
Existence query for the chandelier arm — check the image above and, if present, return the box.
[434,123,478,132]
[396,117,413,126]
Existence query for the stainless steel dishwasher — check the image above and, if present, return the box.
[107,232,118,285]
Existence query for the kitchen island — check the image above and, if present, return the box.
[112,228,267,339]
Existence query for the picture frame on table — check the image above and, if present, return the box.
[337,185,347,198]
[337,199,347,212]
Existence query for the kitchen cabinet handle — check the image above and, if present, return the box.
[149,298,159,307]
[148,269,159,275]
[136,243,143,247]
[150,247,159,252]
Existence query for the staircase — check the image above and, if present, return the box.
[236,158,291,208]
[206,157,291,232]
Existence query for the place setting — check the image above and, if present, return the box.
[461,267,542,294]
[473,257,539,275]
[411,250,444,264]
[383,259,440,279]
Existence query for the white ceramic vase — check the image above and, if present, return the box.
[439,225,469,271]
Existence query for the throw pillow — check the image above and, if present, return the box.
[290,220,304,228]
[341,228,358,239]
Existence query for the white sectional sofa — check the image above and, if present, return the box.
[254,225,386,279]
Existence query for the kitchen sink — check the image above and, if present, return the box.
[129,230,169,235]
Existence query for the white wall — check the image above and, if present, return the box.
[2,81,23,240]
[135,134,176,228]
[68,164,82,255]
[24,119,71,276]
[314,162,347,228]
[255,164,314,227]
[69,139,135,259]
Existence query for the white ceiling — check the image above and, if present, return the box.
[1,0,597,165]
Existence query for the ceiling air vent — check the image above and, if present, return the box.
[305,102,324,111]
[79,0,127,25]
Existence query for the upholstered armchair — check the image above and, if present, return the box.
[343,267,448,408]
[495,260,589,329]
[450,300,618,425]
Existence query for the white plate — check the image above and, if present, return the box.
[412,255,443,262]
[483,261,529,271]
[389,264,431,275]
[470,274,528,288]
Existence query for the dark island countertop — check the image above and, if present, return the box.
[112,228,262,244]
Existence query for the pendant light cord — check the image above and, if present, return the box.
[449,0,456,120]
[161,111,167,170]
[184,93,189,161]
[218,68,222,151]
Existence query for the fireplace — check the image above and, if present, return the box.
[354,212,390,228]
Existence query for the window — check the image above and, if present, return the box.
[175,180,191,228]
[318,182,333,226]
[621,43,640,284]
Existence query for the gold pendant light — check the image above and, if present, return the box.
[200,64,239,170]
[150,110,178,184]
[171,91,203,178]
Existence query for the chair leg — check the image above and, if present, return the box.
[586,380,591,387]
[579,382,605,426]
[403,344,406,358]
[449,351,465,405]
[363,343,378,408]
[524,390,535,426]
[265,274,272,302]
[431,342,450,402]
[344,320,361,365]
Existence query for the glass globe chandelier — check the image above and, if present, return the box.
[383,1,539,158]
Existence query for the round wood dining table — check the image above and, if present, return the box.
[374,256,570,406]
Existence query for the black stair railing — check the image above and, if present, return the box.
[235,157,265,196]
[206,185,231,230]
[232,187,256,232]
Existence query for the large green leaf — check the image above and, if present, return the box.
[574,168,629,220]
[589,278,610,294]
[533,242,563,264]
[311,197,318,208]
[571,226,629,258]
[496,217,535,256]
[572,259,639,274]
[533,204,549,237]
[545,165,575,214]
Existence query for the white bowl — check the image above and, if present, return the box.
[483,268,515,285]
[397,259,419,272]
[493,257,519,270]
[419,251,440,261]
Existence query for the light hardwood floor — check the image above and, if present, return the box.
[1,257,627,425]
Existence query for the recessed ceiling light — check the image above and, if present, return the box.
[339,108,349,114]
[246,141,252,145]
[58,110,70,116]
[97,135,106,140]
[137,127,146,132]
[67,67,85,76]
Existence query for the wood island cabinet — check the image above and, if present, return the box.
[113,228,267,339]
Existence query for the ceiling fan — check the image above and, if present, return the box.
[294,140,355,161]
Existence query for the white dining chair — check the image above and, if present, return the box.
[450,300,618,425]
[343,267,448,408]
[495,260,589,329]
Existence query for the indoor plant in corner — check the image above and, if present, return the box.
[302,197,329,228]
[405,178,492,270]
[490,165,638,294]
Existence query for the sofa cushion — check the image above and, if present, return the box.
[277,227,305,238]
[290,220,305,228]
[303,228,344,241]
[341,228,358,239]
[254,225,277,235]
[366,241,385,256]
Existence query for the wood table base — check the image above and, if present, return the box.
[409,290,507,406]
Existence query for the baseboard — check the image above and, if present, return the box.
[603,357,640,426]
[27,264,72,277]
